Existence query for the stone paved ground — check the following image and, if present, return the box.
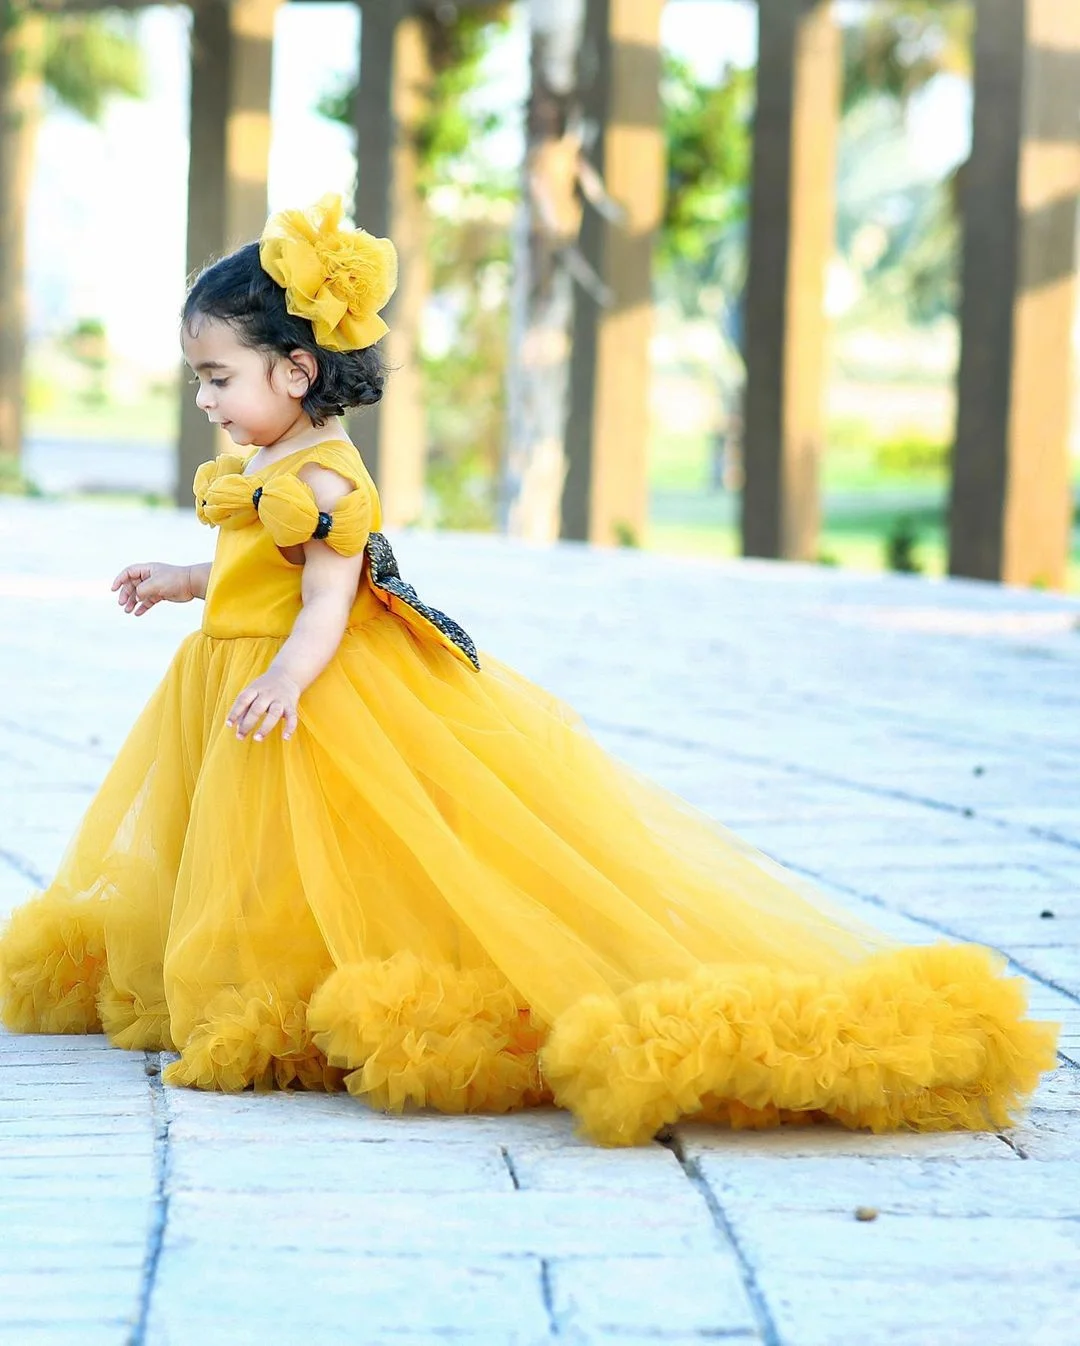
[1,496,1078,1346]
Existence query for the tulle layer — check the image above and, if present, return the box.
[0,607,1059,1144]
[0,892,108,1035]
[98,973,175,1052]
[309,951,549,1113]
[542,943,1060,1146]
[163,982,344,1093]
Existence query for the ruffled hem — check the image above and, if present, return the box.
[0,901,1058,1147]
[540,942,1061,1146]
[162,982,345,1092]
[97,975,175,1052]
[308,952,550,1113]
[0,892,108,1035]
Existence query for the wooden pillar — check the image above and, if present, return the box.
[562,0,664,546]
[741,0,839,561]
[950,0,1080,588]
[177,0,278,505]
[0,12,45,471]
[352,0,430,529]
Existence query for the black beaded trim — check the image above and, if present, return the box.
[366,532,480,670]
[312,511,333,541]
[251,486,263,510]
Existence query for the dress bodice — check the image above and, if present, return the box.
[195,440,479,668]
[198,440,382,640]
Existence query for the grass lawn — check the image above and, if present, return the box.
[647,429,1080,590]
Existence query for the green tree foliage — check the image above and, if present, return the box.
[414,3,512,196]
[835,95,960,326]
[320,4,513,529]
[655,54,754,484]
[42,13,143,121]
[660,54,753,278]
[318,3,512,197]
[842,0,971,111]
[838,1,972,327]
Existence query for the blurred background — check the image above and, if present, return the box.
[1,0,1078,587]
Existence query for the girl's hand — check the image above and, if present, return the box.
[112,563,196,615]
[226,670,300,742]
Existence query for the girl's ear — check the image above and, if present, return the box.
[285,349,318,400]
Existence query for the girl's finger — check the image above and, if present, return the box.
[113,566,145,591]
[253,703,284,742]
[226,690,257,729]
[236,695,269,737]
[282,706,298,740]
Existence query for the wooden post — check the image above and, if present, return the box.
[353,0,430,529]
[950,0,1080,588]
[562,0,663,546]
[177,0,278,505]
[741,0,839,561]
[0,10,45,474]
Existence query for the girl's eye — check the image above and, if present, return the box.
[211,378,229,389]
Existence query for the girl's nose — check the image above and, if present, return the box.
[195,382,214,412]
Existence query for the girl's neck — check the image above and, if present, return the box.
[257,415,349,461]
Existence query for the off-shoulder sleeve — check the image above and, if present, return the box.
[256,474,374,556]
[202,474,262,530]
[193,454,249,526]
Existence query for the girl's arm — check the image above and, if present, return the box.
[186,562,213,601]
[113,560,212,614]
[226,466,366,742]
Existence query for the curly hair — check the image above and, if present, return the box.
[183,242,386,424]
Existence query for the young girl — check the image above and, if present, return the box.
[0,195,1056,1145]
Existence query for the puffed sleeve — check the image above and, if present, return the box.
[192,454,248,526]
[257,475,374,556]
[202,473,261,530]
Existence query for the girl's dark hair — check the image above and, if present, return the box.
[183,242,386,424]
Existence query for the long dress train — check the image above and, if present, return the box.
[0,440,1057,1145]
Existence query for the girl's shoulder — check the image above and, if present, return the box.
[249,438,375,495]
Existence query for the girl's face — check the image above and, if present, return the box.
[182,317,315,449]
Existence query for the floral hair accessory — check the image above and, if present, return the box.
[259,193,398,352]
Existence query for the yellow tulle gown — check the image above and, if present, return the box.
[0,440,1058,1144]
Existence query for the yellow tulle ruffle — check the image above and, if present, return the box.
[259,192,398,352]
[309,953,549,1114]
[541,943,1060,1146]
[0,888,1058,1145]
[98,973,174,1052]
[0,892,108,1035]
[163,982,344,1094]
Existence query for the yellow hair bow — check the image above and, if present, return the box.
[259,193,398,352]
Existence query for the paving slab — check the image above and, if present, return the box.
[2,496,1080,1344]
